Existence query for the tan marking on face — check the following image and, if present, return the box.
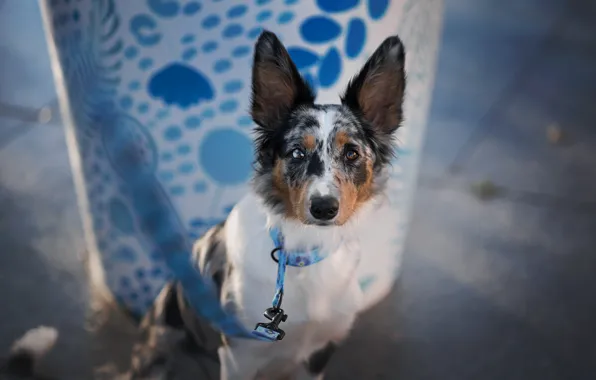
[334,160,375,225]
[303,134,316,150]
[272,160,310,222]
[335,130,350,149]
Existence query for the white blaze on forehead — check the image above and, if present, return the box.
[308,108,339,199]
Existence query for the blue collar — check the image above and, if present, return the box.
[252,227,327,341]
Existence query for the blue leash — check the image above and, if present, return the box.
[169,226,326,342]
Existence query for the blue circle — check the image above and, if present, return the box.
[318,47,342,88]
[201,108,215,119]
[139,57,153,70]
[224,80,244,93]
[200,129,253,185]
[247,26,263,39]
[128,80,141,91]
[300,16,342,44]
[219,99,239,113]
[202,40,218,53]
[277,11,294,24]
[183,1,202,15]
[181,34,195,44]
[137,102,150,114]
[194,180,208,193]
[227,4,248,19]
[178,161,196,174]
[231,45,251,58]
[368,0,390,20]
[256,0,271,5]
[202,14,221,29]
[237,115,253,126]
[182,47,197,61]
[345,18,366,58]
[214,59,232,73]
[317,0,359,13]
[170,185,185,196]
[222,23,244,39]
[164,125,183,141]
[184,115,202,129]
[119,95,133,110]
[256,10,272,22]
[287,47,319,69]
[177,144,192,155]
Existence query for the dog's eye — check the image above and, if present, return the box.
[291,148,306,160]
[345,149,359,161]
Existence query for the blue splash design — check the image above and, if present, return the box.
[256,0,272,5]
[318,47,341,88]
[193,180,208,193]
[287,47,319,70]
[213,59,232,73]
[222,23,244,39]
[124,46,138,59]
[169,185,185,196]
[202,14,221,29]
[317,0,360,13]
[177,144,191,155]
[219,99,239,113]
[148,63,214,108]
[147,0,180,18]
[119,95,133,110]
[181,34,194,44]
[202,40,218,53]
[368,0,390,20]
[300,16,342,44]
[247,26,263,39]
[201,108,215,119]
[128,80,141,91]
[129,14,162,46]
[200,129,253,185]
[277,11,294,24]
[231,45,251,58]
[137,102,150,114]
[178,161,196,174]
[164,125,183,141]
[184,115,202,129]
[139,57,154,70]
[182,47,197,60]
[237,115,252,127]
[224,80,243,93]
[345,18,366,58]
[227,4,248,19]
[183,2,202,16]
[108,198,135,234]
[256,10,272,22]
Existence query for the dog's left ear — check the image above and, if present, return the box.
[342,36,406,135]
[251,31,315,130]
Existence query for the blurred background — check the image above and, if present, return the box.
[1,0,596,379]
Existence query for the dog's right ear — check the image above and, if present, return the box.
[251,31,315,130]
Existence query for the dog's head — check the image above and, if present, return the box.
[251,31,405,226]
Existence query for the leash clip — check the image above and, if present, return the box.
[254,307,287,341]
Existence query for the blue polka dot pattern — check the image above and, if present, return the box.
[44,0,435,318]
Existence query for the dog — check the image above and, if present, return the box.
[2,30,406,380]
[135,30,407,380]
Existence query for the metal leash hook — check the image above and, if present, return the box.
[253,247,288,341]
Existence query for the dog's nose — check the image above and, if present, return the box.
[310,196,339,221]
